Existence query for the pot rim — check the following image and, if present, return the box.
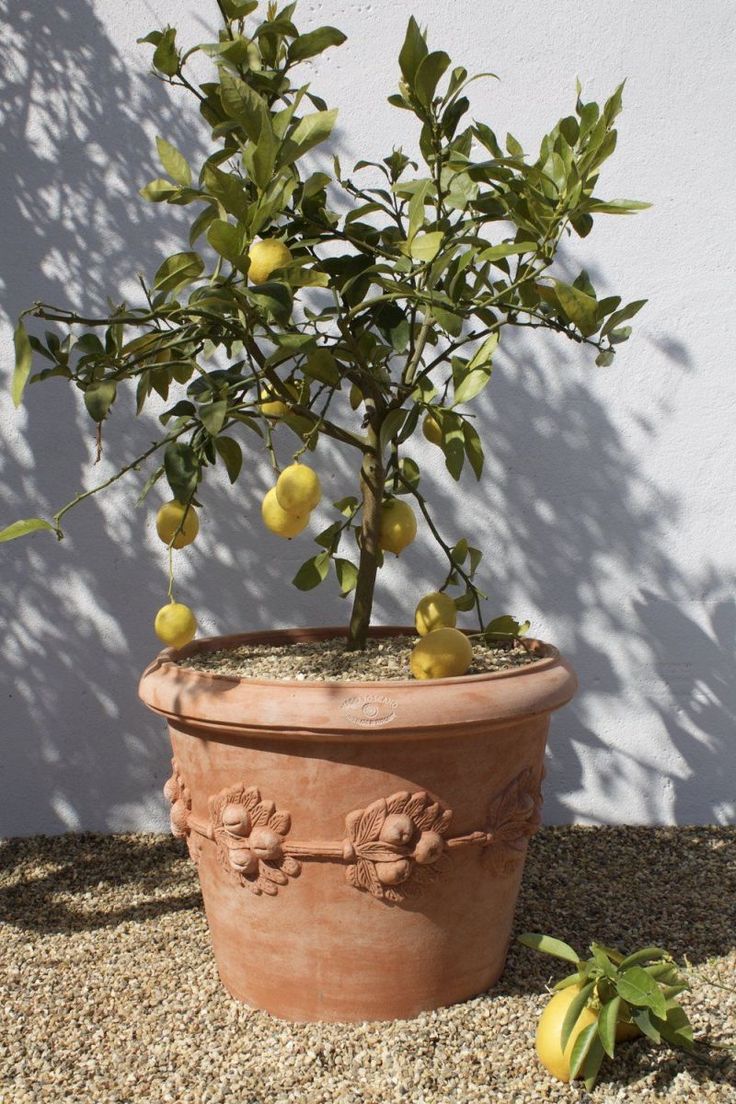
[151,624,561,690]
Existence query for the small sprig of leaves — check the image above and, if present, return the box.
[518,932,694,1089]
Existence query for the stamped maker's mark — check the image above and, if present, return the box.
[341,694,398,727]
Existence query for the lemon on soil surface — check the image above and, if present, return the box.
[275,463,321,513]
[155,500,199,548]
[261,487,309,538]
[535,985,597,1082]
[422,413,443,445]
[247,239,292,284]
[378,498,417,555]
[409,627,472,679]
[154,602,197,648]
[415,591,457,636]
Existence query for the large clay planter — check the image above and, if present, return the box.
[139,626,577,1023]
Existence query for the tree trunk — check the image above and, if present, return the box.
[346,422,384,651]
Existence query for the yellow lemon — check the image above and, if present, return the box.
[247,239,292,284]
[422,413,443,445]
[410,627,472,679]
[154,602,197,649]
[535,985,598,1083]
[275,463,321,513]
[260,380,299,418]
[261,486,309,538]
[155,500,199,549]
[378,498,417,555]
[415,591,457,636]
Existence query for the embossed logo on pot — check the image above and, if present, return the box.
[341,694,398,727]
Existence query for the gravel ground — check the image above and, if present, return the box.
[180,635,539,681]
[1,827,734,1104]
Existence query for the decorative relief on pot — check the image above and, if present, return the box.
[340,694,398,727]
[164,759,191,839]
[342,791,453,902]
[483,767,543,876]
[210,784,301,896]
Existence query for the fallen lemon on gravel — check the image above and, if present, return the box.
[415,591,457,636]
[261,487,309,538]
[155,500,199,549]
[535,985,598,1082]
[378,498,417,555]
[247,239,292,284]
[154,602,197,648]
[422,413,443,445]
[410,627,472,679]
[276,463,321,513]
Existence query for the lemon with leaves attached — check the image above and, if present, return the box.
[276,463,321,513]
[260,380,299,418]
[261,487,309,539]
[422,413,443,446]
[247,239,292,284]
[410,627,472,679]
[378,498,417,555]
[155,500,199,549]
[415,591,457,636]
[154,602,197,649]
[535,985,598,1082]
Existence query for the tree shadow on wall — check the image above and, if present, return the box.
[1,0,733,837]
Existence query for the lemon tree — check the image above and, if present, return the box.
[2,0,649,652]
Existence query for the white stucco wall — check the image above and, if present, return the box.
[1,0,734,836]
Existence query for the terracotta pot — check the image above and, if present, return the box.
[139,626,577,1023]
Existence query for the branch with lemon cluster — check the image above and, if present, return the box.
[3,0,649,673]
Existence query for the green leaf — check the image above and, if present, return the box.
[487,614,530,637]
[220,0,258,17]
[154,251,204,294]
[554,280,599,337]
[219,71,267,143]
[617,946,667,971]
[12,321,32,407]
[409,231,443,261]
[553,972,584,991]
[215,436,243,483]
[156,137,191,186]
[0,517,56,543]
[601,299,647,337]
[568,1021,597,1080]
[398,16,428,87]
[245,116,279,189]
[616,966,668,1019]
[164,441,199,501]
[596,348,615,367]
[304,348,340,386]
[292,552,330,590]
[597,996,620,1058]
[463,422,484,479]
[654,1003,694,1052]
[632,1006,662,1043]
[414,50,450,106]
[407,179,431,242]
[280,108,338,167]
[245,281,293,323]
[152,27,178,76]
[335,557,358,595]
[288,26,346,62]
[139,178,178,202]
[199,400,227,436]
[479,241,537,262]
[560,981,595,1051]
[453,333,497,406]
[517,933,580,964]
[581,1034,605,1091]
[83,380,117,423]
[379,408,407,454]
[397,456,420,492]
[584,198,651,214]
[207,219,246,265]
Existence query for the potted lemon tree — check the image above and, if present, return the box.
[4,0,648,1022]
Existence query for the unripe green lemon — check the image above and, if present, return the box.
[275,463,321,513]
[155,500,199,549]
[247,239,292,284]
[378,498,417,555]
[410,627,473,679]
[261,487,309,538]
[415,591,457,636]
[535,985,598,1083]
[154,602,197,649]
[422,413,443,445]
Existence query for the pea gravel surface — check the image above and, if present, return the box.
[179,635,540,681]
[2,828,734,1104]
